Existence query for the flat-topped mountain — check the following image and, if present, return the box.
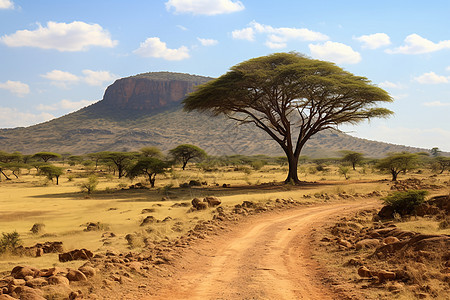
[0,72,426,157]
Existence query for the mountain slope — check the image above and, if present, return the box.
[0,72,425,158]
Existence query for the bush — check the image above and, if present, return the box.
[0,231,21,254]
[79,175,98,194]
[382,190,428,215]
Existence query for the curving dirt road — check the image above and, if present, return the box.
[147,200,378,300]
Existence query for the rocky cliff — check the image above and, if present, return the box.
[102,72,211,111]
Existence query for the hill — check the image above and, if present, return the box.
[0,72,426,158]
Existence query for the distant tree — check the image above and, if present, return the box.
[39,165,64,185]
[376,152,418,181]
[85,152,106,169]
[169,144,207,170]
[32,152,61,162]
[79,175,98,194]
[338,165,351,180]
[127,157,167,187]
[60,152,72,165]
[434,156,450,174]
[430,147,441,157]
[100,151,137,178]
[140,146,163,159]
[184,53,393,184]
[341,151,364,170]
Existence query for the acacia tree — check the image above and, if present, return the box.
[100,151,136,178]
[376,152,418,181]
[140,146,163,159]
[39,165,64,185]
[32,152,61,162]
[183,53,393,183]
[341,151,364,170]
[127,157,167,187]
[169,144,207,170]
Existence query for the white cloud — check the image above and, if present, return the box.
[378,81,404,89]
[0,107,54,128]
[197,37,218,46]
[82,70,117,86]
[133,37,190,61]
[423,101,450,107]
[232,27,254,41]
[309,41,361,64]
[165,0,244,15]
[391,93,408,100]
[0,0,14,9]
[177,25,188,31]
[0,80,30,97]
[386,34,450,54]
[414,72,449,84]
[41,70,79,88]
[355,33,391,49]
[0,21,118,52]
[36,99,97,112]
[446,66,450,72]
[232,21,328,48]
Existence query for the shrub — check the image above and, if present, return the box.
[0,231,21,254]
[79,175,98,194]
[382,190,428,215]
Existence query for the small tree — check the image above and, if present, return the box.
[0,231,21,254]
[341,151,364,170]
[100,151,137,178]
[430,147,441,157]
[32,152,61,162]
[382,190,428,215]
[338,165,351,180]
[127,157,167,188]
[434,156,450,174]
[376,152,418,181]
[39,165,64,185]
[169,144,207,170]
[79,175,98,194]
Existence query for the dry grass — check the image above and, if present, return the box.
[0,164,448,277]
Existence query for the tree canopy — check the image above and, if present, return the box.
[341,151,364,170]
[127,157,167,187]
[32,152,61,162]
[376,152,418,181]
[39,165,64,185]
[183,52,393,183]
[169,144,207,170]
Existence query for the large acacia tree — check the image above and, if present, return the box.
[184,53,393,183]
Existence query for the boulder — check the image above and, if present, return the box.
[376,270,396,282]
[357,266,373,278]
[78,266,96,278]
[204,196,221,207]
[66,269,87,282]
[383,236,400,244]
[25,278,48,288]
[58,249,93,262]
[378,205,394,219]
[355,239,380,250]
[47,275,69,286]
[11,266,39,279]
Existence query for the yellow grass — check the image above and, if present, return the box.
[0,164,448,273]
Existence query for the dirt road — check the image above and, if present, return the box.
[148,200,378,300]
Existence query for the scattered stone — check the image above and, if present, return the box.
[78,266,96,278]
[11,266,39,279]
[140,216,156,226]
[357,266,373,278]
[58,249,93,262]
[355,239,380,250]
[66,269,87,282]
[30,223,45,235]
[204,196,221,207]
[47,275,70,286]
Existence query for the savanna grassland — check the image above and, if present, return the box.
[0,159,449,299]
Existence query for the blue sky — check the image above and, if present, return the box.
[1,0,449,152]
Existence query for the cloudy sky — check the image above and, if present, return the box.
[1,0,449,151]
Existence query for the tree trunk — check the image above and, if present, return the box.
[56,176,59,185]
[284,152,300,184]
[391,169,398,181]
[149,173,156,188]
[182,161,187,170]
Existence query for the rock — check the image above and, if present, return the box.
[25,278,48,288]
[48,275,70,286]
[58,249,93,262]
[66,269,87,282]
[78,266,96,278]
[378,205,395,219]
[141,208,155,214]
[357,266,373,278]
[39,267,67,277]
[204,196,221,207]
[140,216,156,226]
[11,278,26,286]
[191,198,208,210]
[337,238,352,248]
[376,270,396,282]
[355,239,380,250]
[189,180,201,186]
[11,266,39,279]
[29,223,45,235]
[10,286,45,300]
[0,295,16,299]
[383,236,400,244]
[128,262,143,272]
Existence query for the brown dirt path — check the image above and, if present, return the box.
[145,200,379,300]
